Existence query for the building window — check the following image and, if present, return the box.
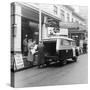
[60,9,65,22]
[76,20,79,23]
[67,13,70,22]
[72,18,73,22]
[53,5,58,15]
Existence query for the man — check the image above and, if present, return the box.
[23,35,28,56]
[27,39,34,66]
[37,41,45,68]
[31,40,38,65]
[83,43,87,54]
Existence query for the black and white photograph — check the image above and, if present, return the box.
[11,2,88,88]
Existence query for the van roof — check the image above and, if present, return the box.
[43,36,75,42]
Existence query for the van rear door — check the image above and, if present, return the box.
[56,39,61,51]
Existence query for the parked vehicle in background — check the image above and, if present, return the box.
[43,36,79,66]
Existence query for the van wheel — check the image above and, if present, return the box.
[72,57,77,62]
[60,59,67,66]
[45,61,50,66]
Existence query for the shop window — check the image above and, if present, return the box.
[21,17,39,54]
[72,18,74,22]
[67,13,70,22]
[76,20,79,23]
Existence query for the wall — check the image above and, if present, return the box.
[11,3,22,52]
[38,4,54,15]
[59,5,73,22]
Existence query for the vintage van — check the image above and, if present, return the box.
[43,36,79,65]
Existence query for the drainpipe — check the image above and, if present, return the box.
[39,8,41,43]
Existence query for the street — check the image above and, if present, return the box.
[14,54,88,88]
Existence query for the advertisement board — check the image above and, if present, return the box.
[48,27,68,37]
[14,54,24,69]
[60,28,68,36]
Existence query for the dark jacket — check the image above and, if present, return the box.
[37,43,45,65]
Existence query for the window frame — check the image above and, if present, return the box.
[67,13,70,22]
[53,5,58,15]
[60,9,65,22]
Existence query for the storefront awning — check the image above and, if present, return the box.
[17,2,61,23]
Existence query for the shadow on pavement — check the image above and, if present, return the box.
[45,60,76,68]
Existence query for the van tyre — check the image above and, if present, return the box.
[72,56,77,62]
[45,61,50,66]
[60,59,67,66]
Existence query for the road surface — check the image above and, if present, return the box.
[14,54,88,88]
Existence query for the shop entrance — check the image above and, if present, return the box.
[21,17,39,55]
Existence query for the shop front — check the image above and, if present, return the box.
[11,2,61,71]
[60,22,87,46]
[11,2,40,71]
[21,16,39,55]
[69,30,85,46]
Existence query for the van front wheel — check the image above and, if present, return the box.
[60,59,67,66]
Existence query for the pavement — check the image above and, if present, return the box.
[14,54,88,88]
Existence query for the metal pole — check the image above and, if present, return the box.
[39,8,41,43]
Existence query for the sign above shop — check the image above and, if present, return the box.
[14,54,24,70]
[60,28,68,36]
[48,27,68,37]
[48,27,60,36]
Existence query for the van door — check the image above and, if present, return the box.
[72,41,76,57]
[72,47,76,57]
[56,39,61,51]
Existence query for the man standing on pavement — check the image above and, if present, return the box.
[37,41,45,68]
[23,35,28,56]
[27,39,34,66]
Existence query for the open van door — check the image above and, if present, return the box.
[56,38,61,51]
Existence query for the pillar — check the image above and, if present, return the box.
[42,16,48,39]
[39,8,41,42]
[11,2,22,53]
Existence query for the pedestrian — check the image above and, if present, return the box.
[27,39,34,66]
[31,40,38,65]
[83,43,87,54]
[23,35,28,56]
[37,41,45,68]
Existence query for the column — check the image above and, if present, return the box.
[42,16,48,39]
[13,3,22,53]
[39,8,41,42]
